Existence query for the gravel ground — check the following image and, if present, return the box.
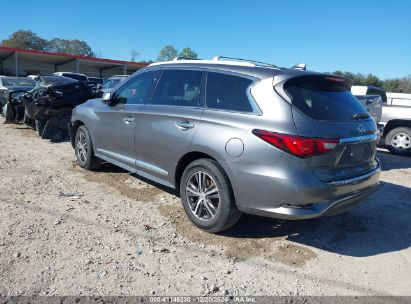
[0,121,410,297]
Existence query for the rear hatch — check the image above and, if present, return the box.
[275,74,379,183]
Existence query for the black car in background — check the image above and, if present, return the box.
[88,77,103,86]
[20,75,95,138]
[0,76,36,123]
[53,72,89,83]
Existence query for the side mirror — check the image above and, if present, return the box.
[102,91,120,106]
[102,92,112,103]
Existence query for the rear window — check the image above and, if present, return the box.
[283,76,368,121]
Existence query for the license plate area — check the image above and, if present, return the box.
[338,142,375,165]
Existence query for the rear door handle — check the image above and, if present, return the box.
[175,120,194,130]
[123,117,135,123]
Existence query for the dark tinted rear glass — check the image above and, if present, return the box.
[284,76,368,121]
[206,72,253,113]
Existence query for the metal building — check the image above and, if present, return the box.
[0,46,148,79]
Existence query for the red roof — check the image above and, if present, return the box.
[0,46,149,67]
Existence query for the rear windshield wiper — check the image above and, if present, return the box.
[351,113,370,120]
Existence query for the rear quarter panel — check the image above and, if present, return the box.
[189,78,298,206]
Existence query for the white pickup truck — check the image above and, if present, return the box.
[352,86,411,155]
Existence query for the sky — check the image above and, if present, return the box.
[1,0,410,79]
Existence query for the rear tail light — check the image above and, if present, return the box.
[252,130,338,157]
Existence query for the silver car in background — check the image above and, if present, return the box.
[100,75,129,93]
[69,57,380,233]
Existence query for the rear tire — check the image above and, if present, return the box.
[386,127,411,156]
[75,125,102,170]
[180,158,241,233]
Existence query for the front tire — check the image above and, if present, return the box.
[75,125,101,170]
[180,158,241,233]
[386,127,411,156]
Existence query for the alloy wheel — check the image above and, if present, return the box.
[76,130,88,164]
[185,171,220,221]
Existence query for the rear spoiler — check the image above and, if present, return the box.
[273,74,354,104]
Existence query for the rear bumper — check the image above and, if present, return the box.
[238,183,378,220]
[226,159,381,220]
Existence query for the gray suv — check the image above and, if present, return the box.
[69,57,381,233]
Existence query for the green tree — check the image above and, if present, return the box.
[333,71,411,93]
[364,74,383,87]
[179,47,198,59]
[48,38,95,56]
[157,45,178,61]
[332,71,383,87]
[382,79,401,92]
[398,75,411,93]
[1,30,48,51]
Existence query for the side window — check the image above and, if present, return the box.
[206,72,253,113]
[114,71,157,105]
[150,70,202,107]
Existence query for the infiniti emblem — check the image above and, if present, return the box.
[357,124,365,133]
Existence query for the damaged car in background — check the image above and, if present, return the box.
[20,75,96,140]
[0,76,36,123]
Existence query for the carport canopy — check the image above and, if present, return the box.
[0,46,148,79]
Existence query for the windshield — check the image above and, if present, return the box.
[102,79,121,89]
[2,77,36,87]
[283,76,369,121]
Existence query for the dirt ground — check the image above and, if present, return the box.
[0,121,410,296]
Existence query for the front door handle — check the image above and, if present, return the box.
[123,117,135,123]
[175,120,194,130]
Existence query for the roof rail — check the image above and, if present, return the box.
[149,58,256,67]
[148,56,279,68]
[212,56,278,68]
